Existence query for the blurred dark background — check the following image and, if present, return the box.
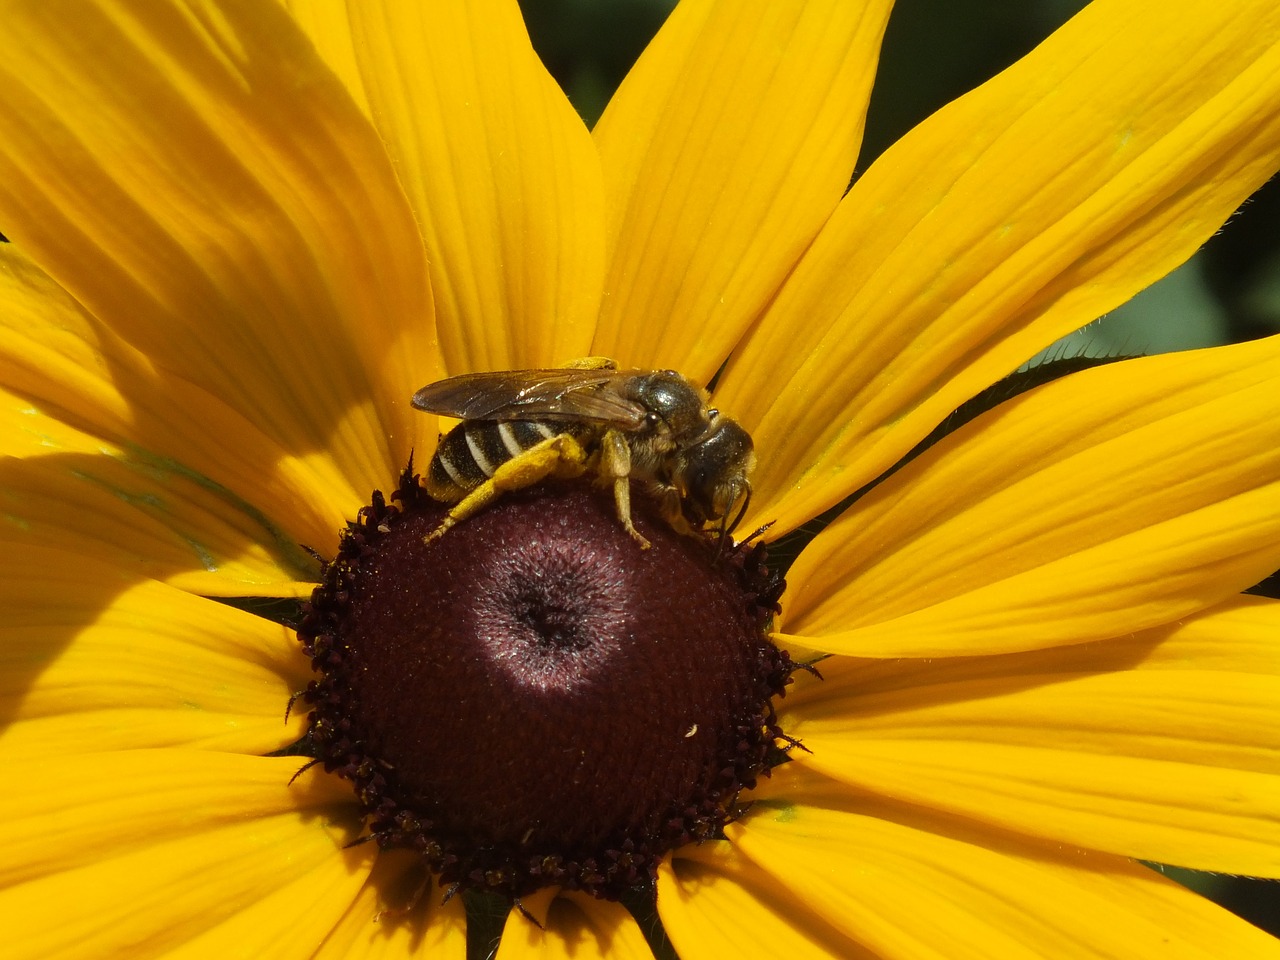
[517,0,1280,942]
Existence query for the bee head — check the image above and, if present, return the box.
[678,413,755,529]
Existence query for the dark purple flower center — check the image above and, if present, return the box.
[297,467,794,901]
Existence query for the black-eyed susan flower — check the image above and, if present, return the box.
[2,0,1280,957]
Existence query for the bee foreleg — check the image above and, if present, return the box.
[649,481,697,536]
[423,433,590,545]
[599,429,650,550]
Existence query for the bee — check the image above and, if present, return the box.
[410,358,755,549]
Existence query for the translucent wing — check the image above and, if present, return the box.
[411,368,650,428]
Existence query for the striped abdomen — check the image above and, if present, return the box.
[424,419,593,502]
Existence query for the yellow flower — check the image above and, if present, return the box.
[2,0,1279,957]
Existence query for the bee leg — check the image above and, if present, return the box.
[599,429,651,549]
[559,355,618,370]
[423,434,590,545]
[649,481,697,536]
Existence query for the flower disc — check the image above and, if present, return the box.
[298,468,794,899]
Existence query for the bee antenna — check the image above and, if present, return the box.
[726,484,752,537]
[715,484,752,561]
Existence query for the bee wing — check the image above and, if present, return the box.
[411,368,649,428]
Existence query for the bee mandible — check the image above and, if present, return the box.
[410,357,755,549]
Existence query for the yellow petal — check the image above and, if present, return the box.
[283,0,371,115]
[166,846,372,960]
[496,888,651,960]
[311,850,467,960]
[0,752,352,887]
[659,844,876,960]
[730,763,1280,959]
[721,0,1280,532]
[0,385,319,595]
[0,549,309,758]
[0,0,439,517]
[0,752,369,960]
[779,336,1280,657]
[0,245,361,558]
[289,0,604,372]
[782,596,1280,877]
[592,0,892,380]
